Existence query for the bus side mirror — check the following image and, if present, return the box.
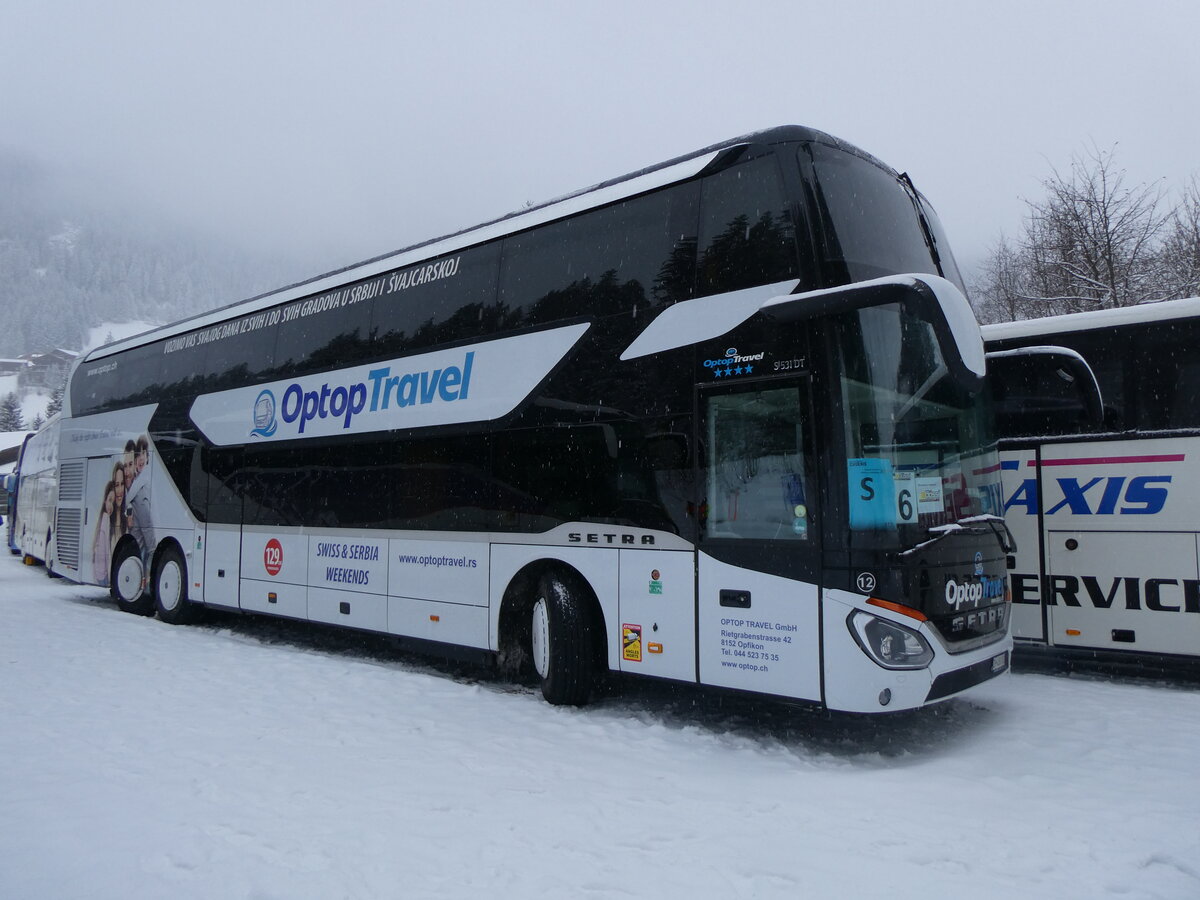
[985,345,1104,437]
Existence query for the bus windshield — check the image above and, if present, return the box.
[805,142,966,293]
[836,302,1001,549]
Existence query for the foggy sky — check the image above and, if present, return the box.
[3,0,1199,284]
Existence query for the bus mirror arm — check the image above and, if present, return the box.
[985,346,1104,426]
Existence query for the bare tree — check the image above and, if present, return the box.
[1159,176,1200,300]
[975,144,1173,322]
[973,233,1032,324]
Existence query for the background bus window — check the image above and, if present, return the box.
[1136,318,1200,431]
[1033,328,1127,431]
[704,386,810,541]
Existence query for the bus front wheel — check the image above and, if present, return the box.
[530,572,593,706]
[112,542,153,616]
[154,545,202,625]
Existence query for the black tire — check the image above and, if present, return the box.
[530,571,594,706]
[111,540,154,616]
[153,545,202,625]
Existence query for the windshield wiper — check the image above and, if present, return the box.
[897,514,1016,556]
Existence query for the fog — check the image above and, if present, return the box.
[3,1,1199,280]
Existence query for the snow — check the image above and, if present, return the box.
[1,555,1198,899]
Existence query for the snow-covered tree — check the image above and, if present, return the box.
[975,145,1175,323]
[45,380,64,418]
[0,392,25,432]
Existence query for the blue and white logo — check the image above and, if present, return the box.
[189,323,591,447]
[974,551,984,576]
[251,389,278,437]
[702,347,766,378]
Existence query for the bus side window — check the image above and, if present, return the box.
[1136,319,1200,431]
[697,153,798,297]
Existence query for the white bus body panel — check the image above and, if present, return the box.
[696,553,821,702]
[307,533,390,631]
[241,528,308,619]
[202,523,241,609]
[617,548,696,681]
[999,447,1044,641]
[388,595,489,649]
[1002,436,1200,656]
[386,538,489,648]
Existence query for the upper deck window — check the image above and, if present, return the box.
[696,153,798,297]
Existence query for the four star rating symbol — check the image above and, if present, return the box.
[713,364,754,378]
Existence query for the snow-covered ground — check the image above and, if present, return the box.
[1,554,1197,899]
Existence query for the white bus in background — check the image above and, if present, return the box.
[46,126,1012,713]
[12,418,60,567]
[984,298,1200,669]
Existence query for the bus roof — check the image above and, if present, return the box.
[86,124,875,363]
[981,296,1200,343]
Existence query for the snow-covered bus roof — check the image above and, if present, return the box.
[981,296,1200,343]
[85,125,879,364]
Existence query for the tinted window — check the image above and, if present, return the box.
[697,153,798,296]
[186,311,280,395]
[1136,318,1200,430]
[372,244,501,358]
[805,143,937,284]
[499,183,700,328]
[1042,330,1128,431]
[704,385,810,541]
[201,447,242,524]
[74,341,166,414]
[274,282,373,378]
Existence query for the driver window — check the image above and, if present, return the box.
[704,386,810,540]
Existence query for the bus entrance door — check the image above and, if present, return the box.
[694,379,822,702]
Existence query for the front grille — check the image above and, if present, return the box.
[929,602,1009,651]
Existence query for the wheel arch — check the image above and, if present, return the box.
[496,558,610,677]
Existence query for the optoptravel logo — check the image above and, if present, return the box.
[274,352,474,436]
[251,389,278,438]
[189,322,590,447]
[703,347,765,378]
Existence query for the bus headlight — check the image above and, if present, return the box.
[848,610,934,670]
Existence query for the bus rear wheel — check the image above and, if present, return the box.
[154,545,202,625]
[111,542,153,616]
[530,572,594,706]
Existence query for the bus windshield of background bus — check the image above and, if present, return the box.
[804,144,960,291]
[837,303,1001,545]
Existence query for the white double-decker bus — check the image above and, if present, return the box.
[48,126,1011,711]
[984,298,1200,669]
